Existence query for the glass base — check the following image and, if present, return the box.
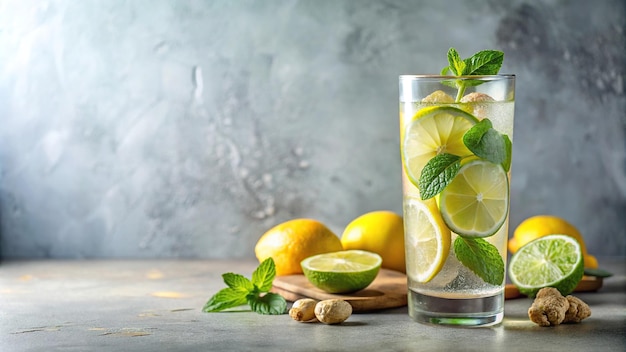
[408,289,504,327]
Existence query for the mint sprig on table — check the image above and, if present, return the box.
[202,257,287,315]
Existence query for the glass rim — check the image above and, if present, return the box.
[399,74,515,80]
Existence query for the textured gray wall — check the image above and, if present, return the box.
[0,0,624,259]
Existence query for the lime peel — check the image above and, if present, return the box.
[508,234,584,298]
[301,250,382,294]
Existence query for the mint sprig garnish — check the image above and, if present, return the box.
[419,120,511,200]
[417,47,509,285]
[441,48,504,102]
[203,257,287,315]
[454,237,504,286]
[463,118,510,168]
[418,153,461,200]
[419,46,512,200]
[502,135,512,172]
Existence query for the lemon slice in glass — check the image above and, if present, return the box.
[439,159,509,238]
[301,250,382,293]
[403,198,451,283]
[402,106,478,187]
[508,234,584,297]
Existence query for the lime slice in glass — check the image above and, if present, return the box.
[439,159,509,237]
[508,234,584,297]
[403,198,451,283]
[402,106,478,187]
[301,250,382,293]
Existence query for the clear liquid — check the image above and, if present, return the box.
[400,93,514,327]
[408,289,504,326]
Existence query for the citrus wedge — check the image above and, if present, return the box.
[403,198,451,283]
[301,250,382,293]
[508,234,584,297]
[439,159,509,237]
[402,106,478,187]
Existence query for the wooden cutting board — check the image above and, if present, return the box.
[272,269,407,312]
[504,275,604,299]
[274,270,604,307]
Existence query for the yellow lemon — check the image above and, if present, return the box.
[254,219,343,276]
[403,198,451,282]
[340,211,406,273]
[509,215,598,269]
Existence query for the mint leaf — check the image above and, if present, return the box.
[462,50,504,75]
[442,48,504,102]
[202,287,248,312]
[251,257,276,292]
[203,257,286,315]
[223,273,255,293]
[447,48,465,76]
[583,268,613,278]
[419,153,461,200]
[453,237,504,286]
[247,292,287,315]
[502,134,512,172]
[463,119,507,165]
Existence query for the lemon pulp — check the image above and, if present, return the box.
[403,198,451,283]
[402,106,478,187]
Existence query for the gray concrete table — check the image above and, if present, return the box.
[1,258,624,351]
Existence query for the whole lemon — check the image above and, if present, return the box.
[340,211,406,273]
[254,219,343,276]
[510,215,598,269]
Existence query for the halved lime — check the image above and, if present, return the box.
[508,234,584,297]
[439,159,509,237]
[301,250,382,293]
[402,106,478,187]
[403,198,451,283]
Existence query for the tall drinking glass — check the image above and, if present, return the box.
[399,75,515,326]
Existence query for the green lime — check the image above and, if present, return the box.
[401,106,478,187]
[508,234,584,297]
[439,159,509,237]
[301,250,382,293]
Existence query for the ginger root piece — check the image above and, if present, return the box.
[289,299,318,322]
[460,92,495,103]
[528,288,569,326]
[314,299,352,325]
[564,295,592,323]
[421,90,455,103]
[528,287,591,327]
